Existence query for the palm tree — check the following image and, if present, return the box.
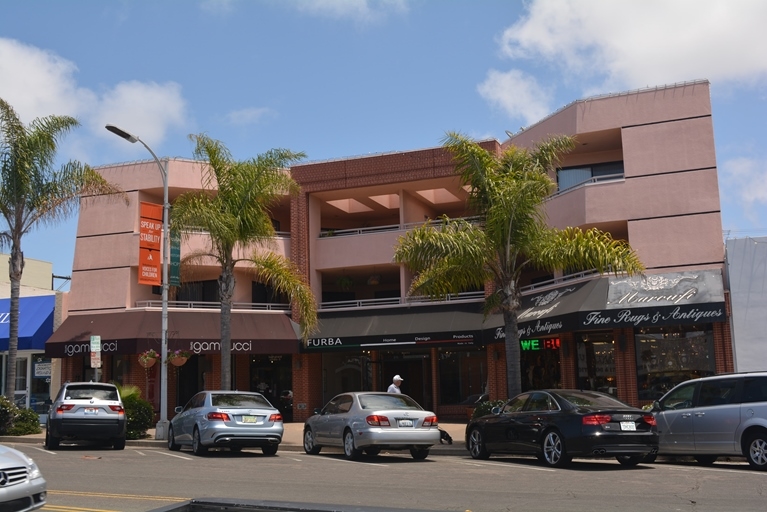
[0,97,124,400]
[170,134,317,390]
[394,132,644,399]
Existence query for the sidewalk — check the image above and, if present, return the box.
[0,422,469,456]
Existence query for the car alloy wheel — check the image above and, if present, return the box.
[45,428,59,450]
[303,429,321,455]
[542,430,570,468]
[616,455,642,467]
[410,447,429,460]
[747,433,767,470]
[192,428,208,456]
[343,429,361,460]
[168,426,181,451]
[468,428,490,460]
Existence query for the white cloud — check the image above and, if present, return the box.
[497,0,767,91]
[0,37,188,160]
[477,69,553,127]
[225,107,274,126]
[288,0,408,23]
[0,38,95,123]
[200,0,236,16]
[93,81,187,146]
[720,156,767,226]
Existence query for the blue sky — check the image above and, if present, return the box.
[1,0,766,291]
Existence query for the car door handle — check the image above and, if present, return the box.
[681,413,692,418]
[695,412,705,417]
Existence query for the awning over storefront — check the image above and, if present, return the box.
[45,309,301,357]
[484,270,728,342]
[0,295,55,351]
[305,303,488,351]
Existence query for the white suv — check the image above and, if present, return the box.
[45,382,127,450]
[650,372,767,470]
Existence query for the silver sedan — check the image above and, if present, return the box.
[303,392,441,460]
[168,391,284,456]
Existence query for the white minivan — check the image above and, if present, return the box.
[649,372,767,470]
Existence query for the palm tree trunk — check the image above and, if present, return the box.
[4,245,23,400]
[503,308,522,399]
[218,270,235,390]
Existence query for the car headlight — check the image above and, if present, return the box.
[28,461,42,480]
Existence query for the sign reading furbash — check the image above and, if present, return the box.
[139,202,163,286]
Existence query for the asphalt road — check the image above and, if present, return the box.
[5,440,766,512]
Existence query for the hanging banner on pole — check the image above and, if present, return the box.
[170,230,181,287]
[139,202,163,286]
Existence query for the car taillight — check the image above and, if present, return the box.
[109,405,125,414]
[422,415,438,427]
[207,412,231,421]
[582,414,612,425]
[366,415,391,427]
[269,413,283,422]
[56,404,74,414]
[643,414,657,426]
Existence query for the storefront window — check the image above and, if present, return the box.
[520,337,562,392]
[635,324,715,402]
[30,354,51,415]
[438,347,486,405]
[577,332,616,396]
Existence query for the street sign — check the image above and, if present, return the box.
[90,335,102,368]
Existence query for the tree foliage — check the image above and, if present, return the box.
[395,132,644,398]
[0,98,125,399]
[171,134,317,390]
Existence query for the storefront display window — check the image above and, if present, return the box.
[520,337,562,392]
[438,347,486,405]
[635,325,715,402]
[577,332,617,396]
[320,352,373,403]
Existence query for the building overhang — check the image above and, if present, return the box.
[45,309,301,357]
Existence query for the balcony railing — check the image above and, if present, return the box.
[319,291,485,311]
[318,216,483,238]
[549,173,624,199]
[134,300,291,311]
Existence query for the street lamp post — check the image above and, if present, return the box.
[106,124,170,440]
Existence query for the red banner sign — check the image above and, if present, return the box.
[139,202,163,286]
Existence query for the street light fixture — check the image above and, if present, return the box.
[106,124,170,440]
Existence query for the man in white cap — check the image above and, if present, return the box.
[387,375,403,393]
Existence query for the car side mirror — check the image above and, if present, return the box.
[491,406,501,415]
[314,408,322,415]
[651,400,661,412]
[174,406,183,413]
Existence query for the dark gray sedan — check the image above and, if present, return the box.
[303,392,441,460]
[168,391,284,456]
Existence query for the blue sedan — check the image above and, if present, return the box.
[168,391,284,456]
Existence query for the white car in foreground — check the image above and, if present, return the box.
[0,444,46,511]
[303,392,441,460]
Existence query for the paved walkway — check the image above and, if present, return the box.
[0,421,468,455]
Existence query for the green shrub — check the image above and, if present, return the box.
[471,399,505,420]
[123,394,154,440]
[7,408,42,436]
[0,396,17,435]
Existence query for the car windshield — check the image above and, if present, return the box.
[359,394,423,410]
[211,393,272,408]
[65,385,118,400]
[558,391,629,408]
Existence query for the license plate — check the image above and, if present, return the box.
[620,421,636,431]
[397,419,413,427]
[84,407,98,415]
[241,416,257,423]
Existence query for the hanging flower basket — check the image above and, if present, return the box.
[138,349,159,368]
[167,349,192,367]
